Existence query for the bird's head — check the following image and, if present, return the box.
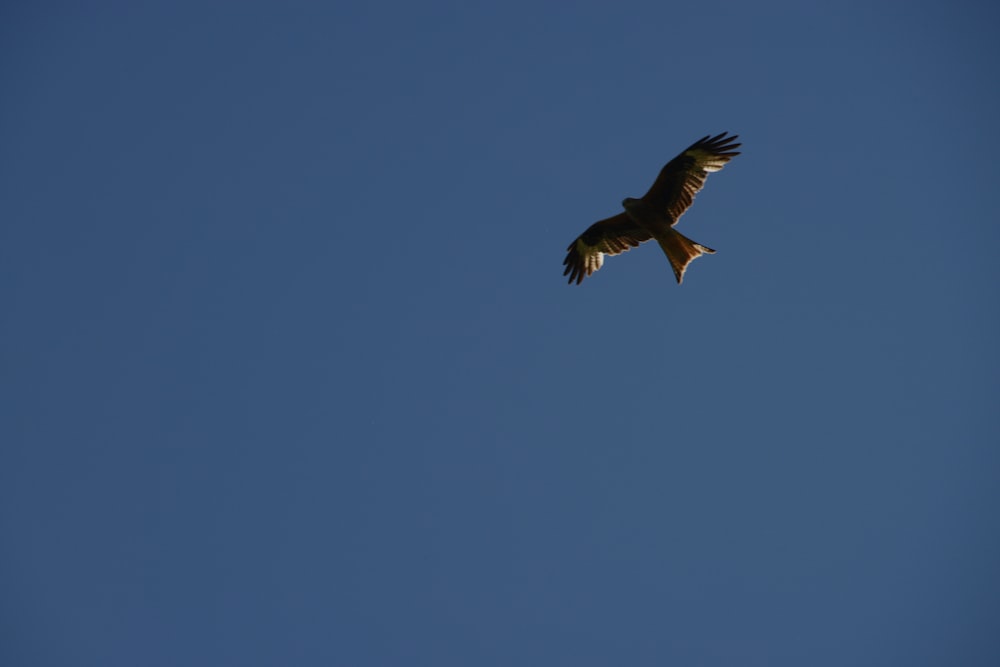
[621,197,641,211]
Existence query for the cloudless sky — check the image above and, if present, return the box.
[2,1,999,665]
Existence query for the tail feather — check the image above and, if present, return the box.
[655,228,715,284]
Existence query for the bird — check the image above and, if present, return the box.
[563,132,740,285]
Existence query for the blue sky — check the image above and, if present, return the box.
[2,1,998,665]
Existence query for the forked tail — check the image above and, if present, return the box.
[655,228,716,284]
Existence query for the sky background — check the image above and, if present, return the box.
[2,1,999,665]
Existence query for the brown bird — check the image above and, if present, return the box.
[563,132,740,285]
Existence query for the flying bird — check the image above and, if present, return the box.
[563,132,740,285]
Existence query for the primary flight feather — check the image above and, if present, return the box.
[563,132,741,285]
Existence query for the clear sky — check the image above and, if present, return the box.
[2,2,998,665]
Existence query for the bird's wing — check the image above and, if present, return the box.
[563,212,653,284]
[641,132,741,226]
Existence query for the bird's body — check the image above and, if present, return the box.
[563,132,740,285]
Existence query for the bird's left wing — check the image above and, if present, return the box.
[563,212,652,284]
[641,132,741,226]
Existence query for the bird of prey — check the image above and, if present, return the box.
[563,132,740,285]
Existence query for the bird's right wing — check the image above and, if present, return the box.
[563,212,652,284]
